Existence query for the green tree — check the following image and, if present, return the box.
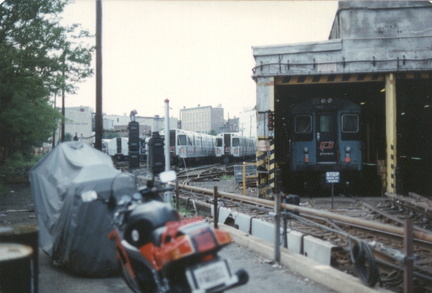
[0,0,94,164]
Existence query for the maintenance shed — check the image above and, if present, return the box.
[252,1,432,198]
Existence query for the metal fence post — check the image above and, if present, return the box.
[214,186,218,229]
[404,219,413,293]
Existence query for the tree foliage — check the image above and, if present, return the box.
[0,0,94,163]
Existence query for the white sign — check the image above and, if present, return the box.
[257,140,270,151]
[326,171,340,184]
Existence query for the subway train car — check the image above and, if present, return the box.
[102,137,129,161]
[289,98,362,192]
[169,129,216,166]
[216,133,256,164]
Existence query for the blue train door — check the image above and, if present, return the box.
[316,112,337,164]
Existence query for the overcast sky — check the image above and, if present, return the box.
[61,1,338,118]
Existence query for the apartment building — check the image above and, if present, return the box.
[180,105,224,134]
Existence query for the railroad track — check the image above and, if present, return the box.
[174,171,432,293]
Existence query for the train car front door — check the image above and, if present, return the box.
[316,112,338,165]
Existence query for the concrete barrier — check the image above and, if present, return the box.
[220,224,392,293]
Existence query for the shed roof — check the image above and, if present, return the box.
[252,1,432,78]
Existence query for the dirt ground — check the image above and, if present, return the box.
[188,177,259,197]
[0,183,36,226]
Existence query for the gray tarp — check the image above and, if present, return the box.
[30,141,120,277]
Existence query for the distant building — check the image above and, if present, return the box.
[180,105,224,134]
[54,106,93,145]
[53,108,178,146]
[226,117,239,133]
[103,114,178,137]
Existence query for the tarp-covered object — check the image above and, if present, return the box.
[30,141,120,277]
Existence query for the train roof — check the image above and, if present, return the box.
[252,1,432,78]
[170,129,216,138]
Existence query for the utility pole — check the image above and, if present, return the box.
[61,52,66,142]
[94,0,103,150]
[164,99,171,171]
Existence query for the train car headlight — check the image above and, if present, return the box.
[345,147,351,163]
[303,147,309,153]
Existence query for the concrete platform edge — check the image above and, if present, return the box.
[219,224,392,293]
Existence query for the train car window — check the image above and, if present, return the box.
[342,114,359,133]
[341,114,360,140]
[170,131,176,147]
[178,135,187,146]
[224,134,231,147]
[319,115,334,133]
[216,138,223,147]
[295,115,312,134]
[232,138,240,147]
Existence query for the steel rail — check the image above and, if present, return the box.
[360,201,432,235]
[178,184,432,243]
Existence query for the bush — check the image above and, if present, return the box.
[220,174,234,181]
[0,182,8,195]
[0,153,43,177]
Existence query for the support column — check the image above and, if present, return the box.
[385,73,397,194]
[255,77,275,198]
[268,139,275,197]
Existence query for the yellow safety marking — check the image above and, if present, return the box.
[385,73,397,194]
[397,72,432,79]
[267,140,275,198]
[256,149,267,198]
[275,74,384,85]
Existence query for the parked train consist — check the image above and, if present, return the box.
[102,129,257,167]
[216,133,256,164]
[169,129,216,166]
[289,98,362,191]
[169,129,256,167]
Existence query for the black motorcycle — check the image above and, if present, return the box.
[81,170,248,293]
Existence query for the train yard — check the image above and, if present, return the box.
[2,2,432,293]
[172,164,432,293]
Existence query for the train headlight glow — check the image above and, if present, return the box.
[345,146,351,163]
[320,98,326,104]
[327,98,333,103]
[303,147,309,153]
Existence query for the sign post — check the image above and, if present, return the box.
[326,171,340,209]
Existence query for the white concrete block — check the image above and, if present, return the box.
[233,213,252,233]
[251,219,276,243]
[287,230,304,254]
[217,207,232,224]
[303,235,335,266]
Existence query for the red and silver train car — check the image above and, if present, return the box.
[216,133,256,164]
[169,129,216,166]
